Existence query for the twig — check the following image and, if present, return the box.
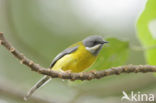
[0,32,156,81]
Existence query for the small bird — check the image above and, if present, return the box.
[24,35,108,100]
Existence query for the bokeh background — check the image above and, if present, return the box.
[0,0,156,103]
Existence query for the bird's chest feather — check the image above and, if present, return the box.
[52,45,96,73]
[64,46,96,72]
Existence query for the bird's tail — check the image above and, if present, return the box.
[24,75,51,101]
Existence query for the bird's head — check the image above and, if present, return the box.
[83,35,108,55]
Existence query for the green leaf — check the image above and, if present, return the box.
[137,0,156,65]
[88,38,129,71]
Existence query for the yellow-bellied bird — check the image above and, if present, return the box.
[24,35,108,100]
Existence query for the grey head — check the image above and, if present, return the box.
[83,35,108,55]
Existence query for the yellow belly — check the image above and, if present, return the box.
[51,43,96,73]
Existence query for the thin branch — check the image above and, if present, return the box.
[0,32,156,81]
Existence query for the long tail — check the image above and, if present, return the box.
[24,75,51,101]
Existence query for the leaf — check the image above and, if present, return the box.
[137,0,156,65]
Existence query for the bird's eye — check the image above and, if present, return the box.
[93,41,98,45]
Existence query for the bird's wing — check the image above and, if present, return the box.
[50,45,79,68]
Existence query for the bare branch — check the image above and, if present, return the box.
[0,32,156,81]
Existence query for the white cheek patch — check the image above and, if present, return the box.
[148,19,156,39]
[86,44,101,54]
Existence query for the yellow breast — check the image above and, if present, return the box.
[51,42,97,73]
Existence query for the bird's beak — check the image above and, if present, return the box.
[101,41,109,44]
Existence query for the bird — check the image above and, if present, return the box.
[24,35,108,100]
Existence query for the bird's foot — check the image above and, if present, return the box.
[65,70,72,73]
[89,70,97,74]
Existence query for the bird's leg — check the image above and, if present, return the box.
[65,70,72,73]
[89,70,97,74]
[59,68,72,73]
[59,68,65,73]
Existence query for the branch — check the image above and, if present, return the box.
[0,32,156,81]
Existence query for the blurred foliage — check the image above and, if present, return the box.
[137,0,156,65]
